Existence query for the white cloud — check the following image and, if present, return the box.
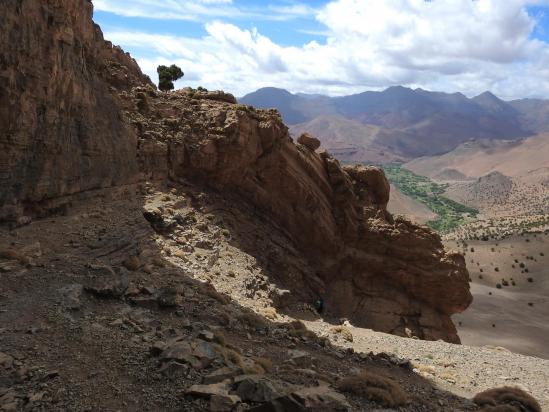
[100,0,549,99]
[93,0,243,21]
[93,0,315,22]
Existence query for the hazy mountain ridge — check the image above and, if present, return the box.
[240,87,547,162]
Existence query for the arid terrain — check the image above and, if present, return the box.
[387,185,439,225]
[405,136,549,217]
[1,1,547,411]
[447,233,549,359]
[389,136,549,361]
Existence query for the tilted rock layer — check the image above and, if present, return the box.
[0,0,472,342]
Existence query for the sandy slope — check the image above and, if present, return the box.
[387,184,438,224]
[445,234,549,359]
[405,134,549,179]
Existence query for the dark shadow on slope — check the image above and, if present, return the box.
[0,181,480,411]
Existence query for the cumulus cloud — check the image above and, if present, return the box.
[99,0,549,99]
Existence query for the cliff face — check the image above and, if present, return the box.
[0,0,149,220]
[0,0,471,342]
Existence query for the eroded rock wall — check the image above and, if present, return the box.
[0,0,150,220]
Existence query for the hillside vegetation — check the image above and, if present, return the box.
[383,165,478,232]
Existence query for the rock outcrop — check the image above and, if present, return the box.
[0,0,471,342]
[0,0,149,221]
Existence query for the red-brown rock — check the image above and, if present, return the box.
[0,0,472,342]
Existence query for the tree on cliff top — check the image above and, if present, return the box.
[157,64,184,91]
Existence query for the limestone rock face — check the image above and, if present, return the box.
[0,0,472,342]
[0,0,150,220]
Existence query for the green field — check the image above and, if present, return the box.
[382,165,479,233]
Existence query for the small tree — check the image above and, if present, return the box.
[157,64,184,91]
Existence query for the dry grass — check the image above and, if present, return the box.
[288,320,307,330]
[171,249,187,260]
[473,386,541,412]
[287,321,317,340]
[412,362,436,375]
[0,249,27,263]
[244,363,266,375]
[151,257,165,268]
[330,325,354,342]
[123,256,141,271]
[254,357,273,373]
[202,284,231,305]
[214,343,243,368]
[237,311,268,329]
[261,308,278,321]
[213,331,226,346]
[337,371,409,407]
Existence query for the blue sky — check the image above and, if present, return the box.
[93,0,549,99]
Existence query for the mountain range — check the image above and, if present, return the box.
[240,86,549,163]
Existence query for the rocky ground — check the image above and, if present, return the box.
[0,182,481,412]
[1,181,544,411]
[304,320,549,410]
[0,2,544,410]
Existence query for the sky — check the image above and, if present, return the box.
[93,0,549,99]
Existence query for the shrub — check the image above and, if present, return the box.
[473,386,541,412]
[337,371,408,407]
[202,284,231,305]
[287,320,317,340]
[157,64,184,91]
[330,326,353,342]
[123,255,141,271]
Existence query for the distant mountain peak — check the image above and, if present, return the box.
[474,91,501,102]
[253,87,293,96]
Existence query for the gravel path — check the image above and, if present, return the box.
[305,320,549,409]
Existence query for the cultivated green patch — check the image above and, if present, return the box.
[382,165,478,233]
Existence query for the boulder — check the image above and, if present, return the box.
[250,386,351,411]
[234,376,282,403]
[186,382,230,398]
[85,267,129,298]
[204,366,244,384]
[297,133,321,151]
[59,284,84,311]
[157,287,179,308]
[210,394,241,411]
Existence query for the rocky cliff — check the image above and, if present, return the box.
[0,0,149,221]
[0,0,471,342]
